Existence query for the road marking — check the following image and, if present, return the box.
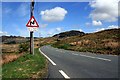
[56,50,59,52]
[56,50,65,53]
[72,53,78,56]
[59,70,70,79]
[79,54,111,61]
[108,55,117,56]
[39,48,56,66]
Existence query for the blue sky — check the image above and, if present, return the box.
[1,0,119,37]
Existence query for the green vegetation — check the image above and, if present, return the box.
[19,43,29,53]
[5,41,16,44]
[2,48,47,78]
[53,43,71,50]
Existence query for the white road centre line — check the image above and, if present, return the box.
[72,53,78,56]
[39,48,56,66]
[108,55,117,56]
[79,54,111,61]
[59,70,70,79]
[56,49,65,53]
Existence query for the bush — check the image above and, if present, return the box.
[19,43,29,53]
[58,44,71,50]
[5,41,16,44]
[104,46,113,51]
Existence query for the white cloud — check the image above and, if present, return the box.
[45,27,64,37]
[47,28,61,36]
[85,22,91,26]
[89,0,119,22]
[92,20,102,26]
[95,28,105,32]
[95,25,118,32]
[56,27,62,32]
[0,31,8,36]
[47,32,53,35]
[40,24,48,28]
[108,25,118,29]
[79,29,83,32]
[40,7,67,22]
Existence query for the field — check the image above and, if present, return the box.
[1,38,40,64]
[1,43,21,65]
[2,44,19,54]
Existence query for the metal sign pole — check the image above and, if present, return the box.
[30,0,34,55]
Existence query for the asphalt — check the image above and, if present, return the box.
[39,45,119,79]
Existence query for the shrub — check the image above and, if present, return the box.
[58,44,71,50]
[19,43,29,53]
[5,41,16,44]
[104,46,113,51]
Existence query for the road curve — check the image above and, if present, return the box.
[39,45,118,79]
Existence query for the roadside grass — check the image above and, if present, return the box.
[57,44,71,50]
[2,48,48,78]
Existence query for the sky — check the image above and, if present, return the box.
[1,0,119,37]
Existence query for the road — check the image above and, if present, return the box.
[39,45,118,79]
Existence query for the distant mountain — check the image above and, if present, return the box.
[53,30,85,38]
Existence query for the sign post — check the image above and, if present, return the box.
[26,0,39,55]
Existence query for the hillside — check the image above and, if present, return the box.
[52,28,120,55]
[1,36,29,44]
[1,29,119,55]
[53,30,85,38]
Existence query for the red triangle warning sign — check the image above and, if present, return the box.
[26,16,39,27]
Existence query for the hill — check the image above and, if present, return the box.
[1,36,28,44]
[53,30,85,38]
[52,28,120,55]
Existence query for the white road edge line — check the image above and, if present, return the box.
[39,48,56,66]
[79,54,111,61]
[59,70,70,79]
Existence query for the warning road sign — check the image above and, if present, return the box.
[26,16,39,27]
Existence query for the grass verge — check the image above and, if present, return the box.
[2,48,48,78]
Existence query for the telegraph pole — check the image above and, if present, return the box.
[30,0,34,55]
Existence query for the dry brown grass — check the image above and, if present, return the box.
[2,44,19,53]
[101,39,119,48]
[34,39,40,48]
[70,40,96,48]
[39,37,57,46]
[105,42,118,48]
[1,43,24,65]
[1,53,23,65]
[53,29,120,55]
